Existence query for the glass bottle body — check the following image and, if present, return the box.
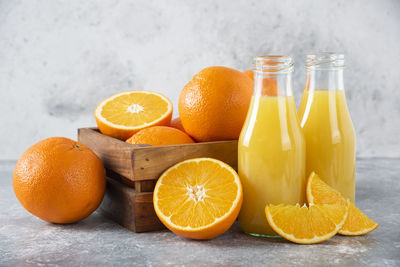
[238,56,306,237]
[298,53,356,202]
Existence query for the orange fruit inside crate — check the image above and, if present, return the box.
[126,126,194,146]
[179,66,252,142]
[170,117,186,132]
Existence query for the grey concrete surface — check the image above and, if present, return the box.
[1,1,400,160]
[0,158,399,266]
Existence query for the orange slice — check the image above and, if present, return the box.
[153,158,243,240]
[265,202,349,244]
[95,91,173,140]
[307,172,379,235]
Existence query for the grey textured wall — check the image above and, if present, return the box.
[1,0,399,160]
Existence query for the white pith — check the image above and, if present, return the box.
[127,104,144,114]
[187,185,206,202]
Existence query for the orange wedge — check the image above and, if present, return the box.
[153,158,243,240]
[265,202,349,244]
[95,91,173,140]
[307,172,379,235]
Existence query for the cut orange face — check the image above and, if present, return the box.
[153,158,243,240]
[95,91,173,140]
[265,203,349,244]
[307,172,379,236]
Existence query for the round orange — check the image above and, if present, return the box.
[170,117,186,132]
[126,126,194,146]
[179,66,253,142]
[13,137,106,224]
[243,69,254,80]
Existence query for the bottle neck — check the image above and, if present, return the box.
[254,71,293,96]
[305,69,344,91]
[253,55,294,97]
[304,53,345,91]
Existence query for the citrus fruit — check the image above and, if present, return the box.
[179,66,253,142]
[153,158,243,239]
[170,117,186,132]
[307,172,379,235]
[126,126,194,146]
[95,91,173,140]
[243,69,254,80]
[13,137,106,224]
[265,202,349,244]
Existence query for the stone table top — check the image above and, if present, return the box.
[0,158,399,266]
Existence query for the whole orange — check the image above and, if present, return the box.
[126,126,194,146]
[179,66,253,142]
[243,69,254,80]
[170,117,186,132]
[13,137,106,224]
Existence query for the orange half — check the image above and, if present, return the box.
[307,172,379,236]
[265,203,349,244]
[95,91,172,140]
[153,158,243,240]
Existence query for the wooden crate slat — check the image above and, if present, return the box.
[78,128,145,179]
[131,140,238,181]
[78,127,238,188]
[134,180,157,192]
[99,177,164,233]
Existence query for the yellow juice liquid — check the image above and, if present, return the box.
[298,90,356,202]
[238,96,306,236]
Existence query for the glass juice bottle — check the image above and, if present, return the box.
[298,53,356,202]
[238,56,306,237]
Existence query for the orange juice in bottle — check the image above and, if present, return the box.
[298,53,356,202]
[238,56,306,237]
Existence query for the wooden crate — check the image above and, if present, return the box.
[78,128,238,192]
[100,177,164,232]
[78,128,238,233]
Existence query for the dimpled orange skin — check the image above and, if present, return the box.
[179,66,253,142]
[126,126,195,146]
[13,137,106,224]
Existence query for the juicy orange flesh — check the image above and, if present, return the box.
[308,173,348,206]
[267,204,346,240]
[339,203,378,234]
[308,173,378,235]
[101,93,170,127]
[156,160,238,229]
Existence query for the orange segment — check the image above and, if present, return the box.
[339,202,379,235]
[307,172,379,236]
[153,158,243,240]
[265,203,349,244]
[306,172,348,206]
[95,91,172,140]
